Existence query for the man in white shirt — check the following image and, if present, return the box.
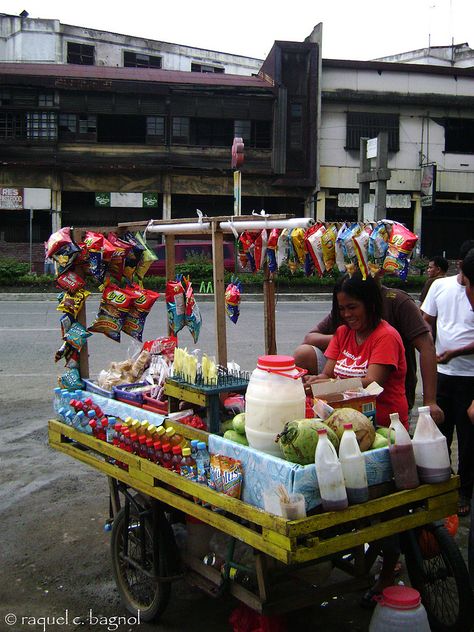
[421,240,474,517]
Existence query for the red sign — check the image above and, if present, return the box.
[231,137,244,170]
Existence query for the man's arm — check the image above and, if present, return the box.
[437,341,474,364]
[302,330,333,351]
[422,312,437,338]
[412,331,444,425]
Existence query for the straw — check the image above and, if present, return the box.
[276,484,290,505]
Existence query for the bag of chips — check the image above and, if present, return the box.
[58,367,84,390]
[46,227,81,273]
[57,288,91,318]
[225,276,242,324]
[353,224,373,280]
[342,223,362,276]
[107,232,133,284]
[305,223,326,277]
[253,229,268,272]
[321,223,338,272]
[83,231,107,284]
[184,277,202,343]
[238,231,256,272]
[63,321,92,351]
[134,232,158,282]
[120,231,146,284]
[166,278,186,335]
[88,284,136,342]
[382,222,418,280]
[122,286,160,342]
[56,269,86,294]
[266,228,281,273]
[335,223,348,273]
[368,221,390,277]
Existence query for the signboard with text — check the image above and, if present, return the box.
[95,192,158,208]
[420,164,437,207]
[0,187,51,210]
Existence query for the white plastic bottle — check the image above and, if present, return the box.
[315,428,348,511]
[412,406,451,483]
[388,413,419,490]
[339,422,369,504]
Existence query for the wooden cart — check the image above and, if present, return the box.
[49,415,473,631]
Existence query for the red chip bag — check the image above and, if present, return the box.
[56,269,86,294]
[122,286,160,342]
[46,227,74,258]
[88,284,136,342]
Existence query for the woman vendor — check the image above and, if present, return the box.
[305,272,408,605]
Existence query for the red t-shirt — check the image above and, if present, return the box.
[325,320,408,428]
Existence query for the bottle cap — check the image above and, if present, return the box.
[101,417,108,428]
[343,423,353,430]
[162,443,171,452]
[172,446,182,455]
[182,447,191,457]
[197,441,207,449]
[156,426,166,436]
[191,439,199,448]
[87,410,95,418]
[147,424,157,435]
[316,428,327,435]
[165,427,176,437]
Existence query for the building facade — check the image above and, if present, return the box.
[1,13,473,266]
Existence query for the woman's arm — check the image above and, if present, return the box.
[304,359,336,385]
[362,363,393,388]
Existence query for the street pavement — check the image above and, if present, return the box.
[0,294,470,632]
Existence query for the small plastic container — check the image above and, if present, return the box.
[280,493,306,520]
[369,585,430,631]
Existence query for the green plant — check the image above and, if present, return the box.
[410,256,429,276]
[0,257,30,283]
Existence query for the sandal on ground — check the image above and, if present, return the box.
[458,498,471,517]
[359,587,382,610]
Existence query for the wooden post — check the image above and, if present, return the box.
[72,228,90,379]
[211,226,227,367]
[374,131,388,221]
[358,137,371,222]
[263,262,277,355]
[165,234,175,337]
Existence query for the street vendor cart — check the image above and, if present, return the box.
[48,215,474,631]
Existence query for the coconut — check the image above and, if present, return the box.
[276,418,340,465]
[325,408,375,452]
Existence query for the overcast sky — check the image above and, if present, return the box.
[2,0,473,61]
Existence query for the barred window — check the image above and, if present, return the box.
[147,116,165,137]
[0,112,19,138]
[59,113,77,133]
[79,114,97,134]
[172,117,190,144]
[346,112,399,152]
[38,93,54,107]
[124,51,162,69]
[234,120,251,144]
[27,112,57,139]
[234,119,271,149]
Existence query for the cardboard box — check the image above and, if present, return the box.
[311,378,379,423]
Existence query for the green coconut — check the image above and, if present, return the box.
[232,412,246,435]
[371,433,389,450]
[325,408,375,452]
[276,418,340,465]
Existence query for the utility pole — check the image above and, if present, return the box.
[357,132,391,222]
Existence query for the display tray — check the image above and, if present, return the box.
[83,378,115,399]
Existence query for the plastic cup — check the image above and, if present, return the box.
[280,493,306,520]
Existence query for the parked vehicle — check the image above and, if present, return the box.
[146,240,236,276]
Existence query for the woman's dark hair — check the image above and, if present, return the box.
[331,272,383,330]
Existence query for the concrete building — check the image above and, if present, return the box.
[1,12,473,266]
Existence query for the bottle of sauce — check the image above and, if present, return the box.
[138,434,148,459]
[388,412,420,490]
[339,422,369,504]
[315,428,348,511]
[171,446,182,473]
[160,443,173,469]
[165,427,187,448]
[412,406,451,483]
[153,440,163,464]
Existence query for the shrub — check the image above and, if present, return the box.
[0,257,30,283]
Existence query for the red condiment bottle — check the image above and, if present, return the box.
[160,443,173,469]
[171,445,182,473]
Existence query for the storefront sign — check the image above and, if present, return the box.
[421,164,436,207]
[95,192,158,208]
[0,188,24,209]
[338,193,412,209]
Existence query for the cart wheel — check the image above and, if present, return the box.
[403,524,474,632]
[110,503,172,622]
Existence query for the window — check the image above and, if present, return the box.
[234,120,271,149]
[67,42,95,65]
[0,90,11,106]
[346,112,399,152]
[59,113,77,133]
[38,93,54,107]
[444,118,474,153]
[191,63,224,74]
[59,114,96,138]
[193,118,233,146]
[289,102,303,149]
[146,116,165,142]
[0,112,18,138]
[79,114,97,134]
[124,51,162,69]
[172,117,190,144]
[27,112,57,139]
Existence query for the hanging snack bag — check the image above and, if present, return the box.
[46,227,81,273]
[59,313,74,338]
[266,228,281,273]
[57,288,91,319]
[120,231,146,284]
[353,224,373,280]
[321,223,338,272]
[63,321,92,351]
[56,269,86,294]
[291,228,307,265]
[107,232,133,284]
[342,222,362,276]
[225,276,242,324]
[276,228,289,269]
[238,231,256,272]
[286,229,299,274]
[335,223,348,273]
[83,231,107,284]
[184,277,202,343]
[58,367,84,390]
[122,286,160,342]
[253,229,268,272]
[134,232,158,283]
[382,222,418,280]
[368,221,390,277]
[166,278,186,335]
[304,223,326,277]
[88,284,135,342]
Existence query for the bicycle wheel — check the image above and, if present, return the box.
[404,524,474,632]
[110,503,171,622]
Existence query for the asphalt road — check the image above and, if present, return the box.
[0,295,470,632]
